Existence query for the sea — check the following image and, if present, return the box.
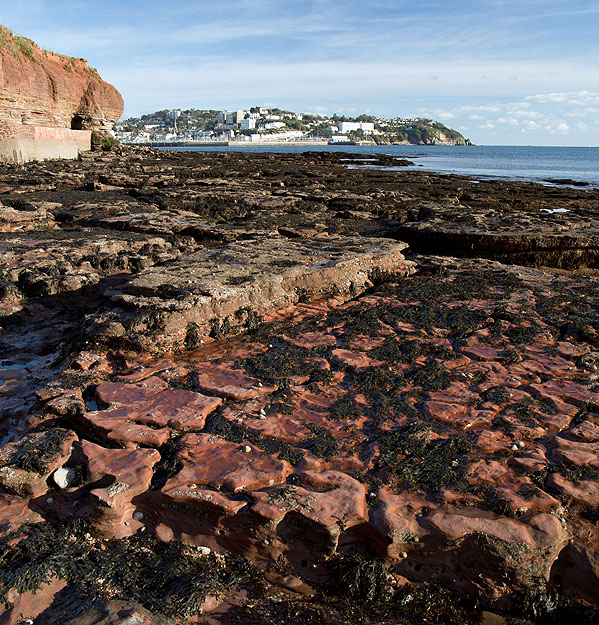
[163,145,599,187]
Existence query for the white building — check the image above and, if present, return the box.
[328,135,351,143]
[240,118,256,130]
[338,121,375,134]
[261,121,285,130]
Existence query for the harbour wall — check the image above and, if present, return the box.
[0,122,91,164]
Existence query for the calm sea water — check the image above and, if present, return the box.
[164,145,599,186]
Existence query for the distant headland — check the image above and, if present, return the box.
[115,106,471,147]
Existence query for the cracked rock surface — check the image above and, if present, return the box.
[0,148,599,624]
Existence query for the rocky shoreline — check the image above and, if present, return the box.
[0,147,598,624]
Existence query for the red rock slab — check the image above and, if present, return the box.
[69,350,112,374]
[467,460,561,513]
[330,349,384,370]
[504,364,542,385]
[552,447,599,471]
[193,362,277,401]
[251,470,368,535]
[166,433,289,493]
[107,235,413,351]
[423,401,495,430]
[115,358,176,383]
[0,429,78,497]
[82,440,159,484]
[81,402,170,449]
[507,446,548,473]
[567,418,599,442]
[550,520,599,605]
[369,488,431,551]
[428,382,479,406]
[427,509,563,549]
[44,388,85,417]
[80,441,159,537]
[546,473,599,507]
[158,485,248,519]
[475,430,514,454]
[463,341,505,362]
[95,382,222,430]
[232,388,368,444]
[0,494,43,536]
[549,437,599,470]
[283,333,338,349]
[529,380,599,410]
[104,422,170,449]
[2,577,68,625]
[555,341,590,359]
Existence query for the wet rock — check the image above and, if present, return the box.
[0,429,77,497]
[101,233,414,351]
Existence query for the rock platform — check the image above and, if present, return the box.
[0,148,599,624]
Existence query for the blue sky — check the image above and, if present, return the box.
[2,0,598,145]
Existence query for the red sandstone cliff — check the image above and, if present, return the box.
[0,26,123,133]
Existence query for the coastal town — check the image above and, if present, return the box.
[113,107,470,145]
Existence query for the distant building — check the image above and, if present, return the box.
[262,121,285,130]
[167,110,181,120]
[328,135,351,143]
[226,110,245,125]
[240,118,256,130]
[339,121,374,134]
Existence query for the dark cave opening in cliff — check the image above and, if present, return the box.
[71,115,84,130]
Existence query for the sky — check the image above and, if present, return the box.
[2,0,598,145]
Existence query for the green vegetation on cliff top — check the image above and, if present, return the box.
[0,23,100,79]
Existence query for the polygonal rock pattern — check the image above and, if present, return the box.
[3,149,599,621]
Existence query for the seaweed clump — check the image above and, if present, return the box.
[0,521,255,619]
[376,423,472,492]
[242,344,325,386]
[0,429,71,475]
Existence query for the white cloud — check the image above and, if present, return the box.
[525,90,599,105]
[479,122,495,129]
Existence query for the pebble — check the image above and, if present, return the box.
[259,415,266,420]
[46,497,54,505]
[510,444,519,451]
[517,441,525,449]
[53,466,77,489]
[197,546,211,556]
[243,445,252,453]
[133,511,144,521]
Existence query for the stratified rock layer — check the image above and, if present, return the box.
[0,28,123,132]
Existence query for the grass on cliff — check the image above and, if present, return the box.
[0,23,91,70]
[0,25,35,59]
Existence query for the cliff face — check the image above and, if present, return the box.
[0,27,123,133]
